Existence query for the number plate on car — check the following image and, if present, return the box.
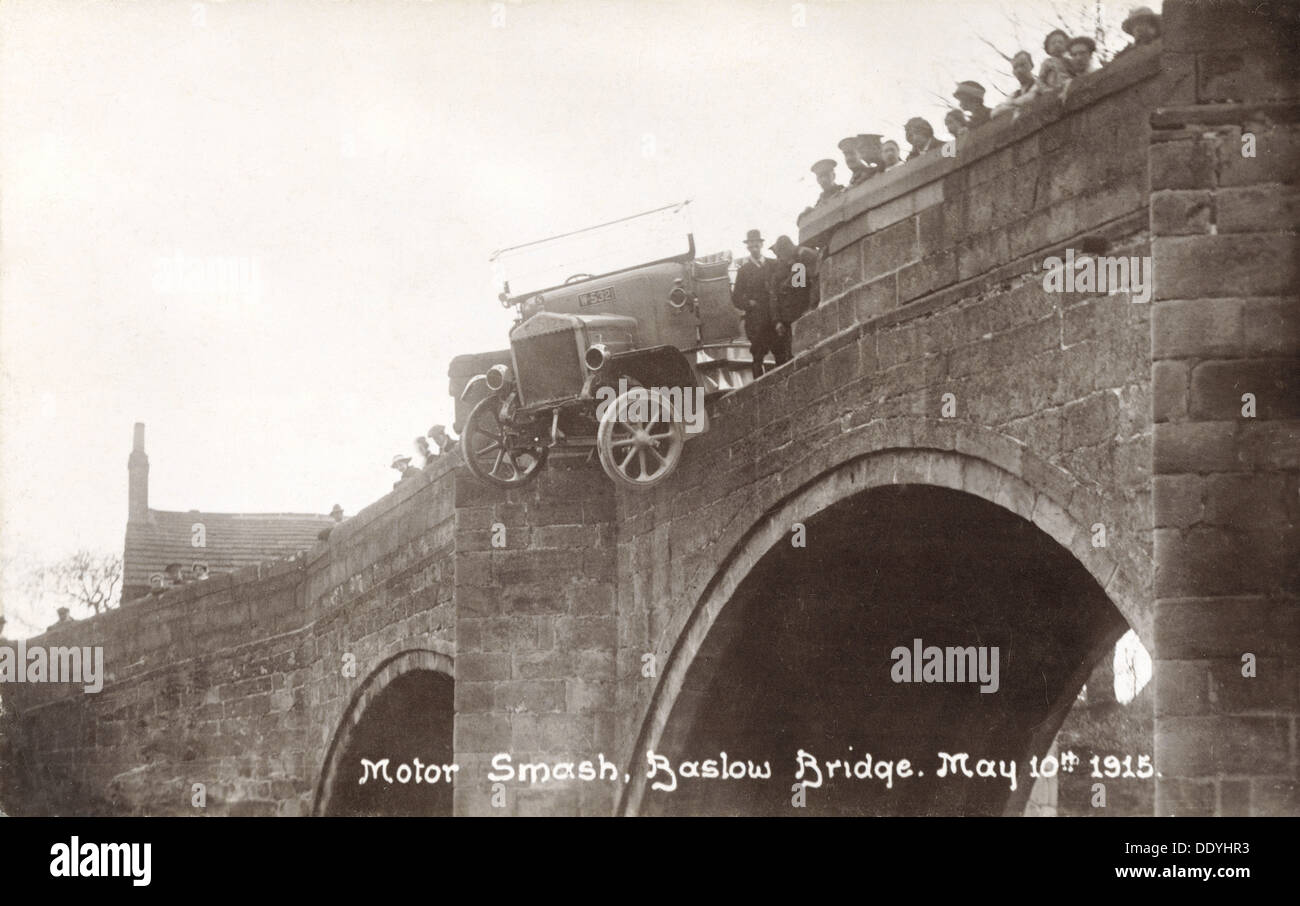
[578,286,616,307]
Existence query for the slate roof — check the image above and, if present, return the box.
[123,509,336,593]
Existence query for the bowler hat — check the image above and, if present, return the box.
[1043,28,1069,52]
[744,229,764,244]
[1122,6,1158,34]
[954,80,986,101]
[904,116,933,134]
[811,158,837,176]
[392,454,411,468]
[1068,35,1096,53]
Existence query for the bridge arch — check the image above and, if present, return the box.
[620,430,1146,816]
[313,646,455,816]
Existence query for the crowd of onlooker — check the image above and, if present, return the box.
[801,6,1162,215]
[735,8,1164,378]
[391,425,458,486]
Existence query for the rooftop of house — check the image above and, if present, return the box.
[121,423,338,600]
[123,509,337,594]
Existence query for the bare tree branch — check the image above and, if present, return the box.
[25,551,122,620]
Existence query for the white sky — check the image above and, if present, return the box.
[0,0,1154,634]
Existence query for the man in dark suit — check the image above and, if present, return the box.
[768,235,820,367]
[733,229,777,379]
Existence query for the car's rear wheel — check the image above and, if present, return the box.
[461,395,548,489]
[596,386,685,490]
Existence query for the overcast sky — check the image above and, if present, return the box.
[0,0,1152,634]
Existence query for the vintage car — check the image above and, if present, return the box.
[451,202,753,490]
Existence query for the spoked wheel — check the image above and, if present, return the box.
[596,386,686,490]
[461,395,548,489]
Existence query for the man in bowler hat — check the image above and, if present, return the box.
[733,229,777,379]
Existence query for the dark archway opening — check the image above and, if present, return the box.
[643,483,1129,816]
[323,670,455,816]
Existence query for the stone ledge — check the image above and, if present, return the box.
[795,207,1148,357]
[798,43,1162,248]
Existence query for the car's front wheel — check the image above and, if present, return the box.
[596,386,686,490]
[461,395,548,490]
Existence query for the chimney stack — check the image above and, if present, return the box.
[128,422,149,521]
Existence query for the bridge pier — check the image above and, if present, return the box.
[1149,0,1300,816]
[451,461,620,816]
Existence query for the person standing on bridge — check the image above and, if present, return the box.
[1066,36,1099,77]
[838,136,866,186]
[944,108,969,140]
[733,229,778,379]
[954,81,991,129]
[768,235,820,367]
[1115,6,1161,58]
[811,158,843,205]
[992,51,1039,119]
[904,117,940,160]
[1038,29,1074,99]
[880,140,903,170]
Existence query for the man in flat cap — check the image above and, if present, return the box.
[768,235,821,367]
[1067,36,1098,77]
[428,424,456,460]
[733,229,778,379]
[904,117,939,160]
[856,134,885,180]
[954,81,991,128]
[811,158,843,206]
[838,136,877,187]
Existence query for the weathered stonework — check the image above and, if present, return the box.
[2,0,1294,817]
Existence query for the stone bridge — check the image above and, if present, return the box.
[3,0,1295,817]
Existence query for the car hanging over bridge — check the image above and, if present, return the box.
[451,201,753,490]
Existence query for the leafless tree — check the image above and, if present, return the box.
[26,550,123,618]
